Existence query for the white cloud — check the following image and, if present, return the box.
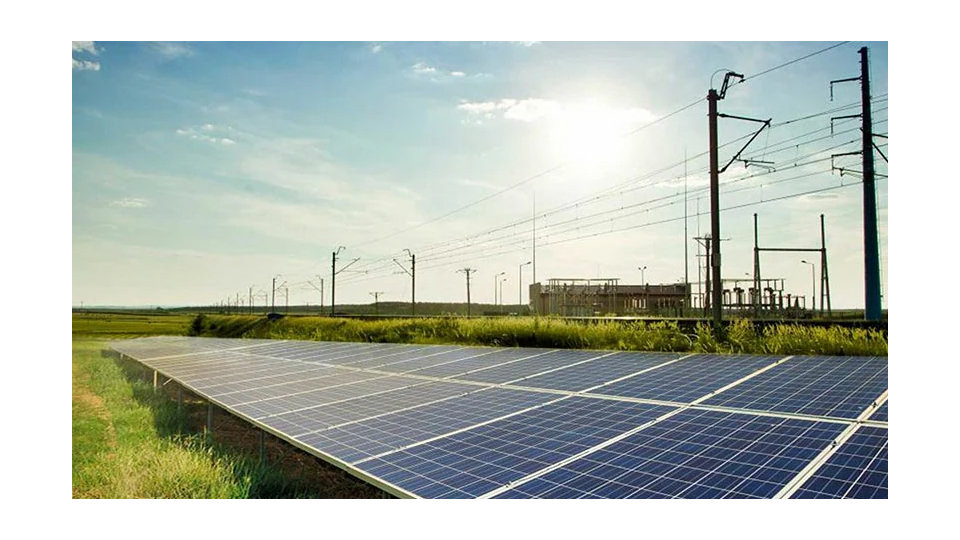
[457,98,656,128]
[72,41,98,55]
[110,197,148,208]
[176,124,238,145]
[411,62,437,74]
[411,62,478,81]
[152,42,194,59]
[370,43,383,54]
[457,98,559,122]
[72,59,101,71]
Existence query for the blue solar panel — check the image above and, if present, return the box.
[406,347,555,378]
[208,369,386,405]
[791,426,888,498]
[298,387,558,463]
[456,349,610,384]
[701,355,887,419]
[259,380,477,437]
[587,354,782,403]
[494,409,846,499]
[197,366,337,393]
[355,397,675,498]
[518,352,682,392]
[869,401,888,422]
[230,374,419,419]
[340,346,465,369]
[113,337,889,499]
[371,347,499,373]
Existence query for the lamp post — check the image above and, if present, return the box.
[519,261,532,315]
[801,260,815,311]
[499,277,508,315]
[638,266,647,311]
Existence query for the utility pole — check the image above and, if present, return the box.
[708,84,722,328]
[271,275,280,312]
[249,286,253,315]
[458,268,476,316]
[330,247,359,317]
[830,47,881,320]
[284,286,288,314]
[860,47,881,320]
[369,291,383,316]
[707,71,770,331]
[532,193,536,288]
[820,214,832,317]
[683,148,689,315]
[393,249,415,316]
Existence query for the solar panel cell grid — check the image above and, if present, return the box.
[298,388,559,464]
[196,366,337,393]
[701,355,887,419]
[368,348,496,373]
[869,401,888,422]
[258,380,477,437]
[493,409,846,499]
[518,352,683,392]
[791,425,888,499]
[406,348,556,378]
[355,397,676,498]
[230,374,415,418]
[456,349,612,384]
[587,354,783,403]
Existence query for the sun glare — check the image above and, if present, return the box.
[546,101,635,172]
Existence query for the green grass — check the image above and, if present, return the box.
[72,316,386,498]
[190,314,887,356]
[72,312,195,337]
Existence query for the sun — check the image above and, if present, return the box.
[545,101,634,172]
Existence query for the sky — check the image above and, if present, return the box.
[72,41,888,309]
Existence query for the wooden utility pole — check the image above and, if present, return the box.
[708,88,721,328]
[458,268,476,316]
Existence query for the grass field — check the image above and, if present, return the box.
[72,313,387,498]
[190,314,888,356]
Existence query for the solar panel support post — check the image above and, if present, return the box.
[206,402,214,444]
[259,430,266,464]
[152,370,158,393]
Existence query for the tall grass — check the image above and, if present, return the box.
[72,338,385,498]
[191,315,887,356]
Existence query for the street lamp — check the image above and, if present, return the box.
[519,261,532,314]
[494,272,505,310]
[801,260,815,311]
[638,266,647,311]
[499,277,508,315]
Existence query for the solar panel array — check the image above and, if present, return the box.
[112,336,888,499]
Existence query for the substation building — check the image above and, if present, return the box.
[529,279,691,317]
[530,276,819,318]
